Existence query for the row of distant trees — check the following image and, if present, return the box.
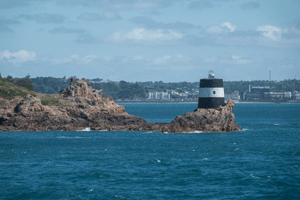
[0,74,34,91]
[2,75,300,100]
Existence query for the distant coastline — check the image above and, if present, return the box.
[116,100,300,104]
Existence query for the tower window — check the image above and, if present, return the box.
[213,91,216,94]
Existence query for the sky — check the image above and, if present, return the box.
[0,0,300,82]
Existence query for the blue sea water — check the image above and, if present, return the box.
[0,103,300,200]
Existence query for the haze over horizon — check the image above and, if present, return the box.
[0,0,300,82]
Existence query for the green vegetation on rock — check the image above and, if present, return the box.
[41,99,61,106]
[0,77,36,99]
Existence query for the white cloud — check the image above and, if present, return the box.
[206,21,237,34]
[206,26,223,34]
[133,55,144,60]
[221,55,251,65]
[0,50,37,63]
[221,22,237,32]
[77,11,121,21]
[105,28,183,43]
[81,55,98,63]
[52,54,98,64]
[257,25,287,41]
[153,54,189,65]
[103,56,114,61]
[204,55,251,65]
[153,55,172,65]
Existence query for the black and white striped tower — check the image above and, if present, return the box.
[198,70,225,109]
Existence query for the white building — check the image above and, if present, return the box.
[225,91,241,101]
[264,92,292,98]
[148,92,170,100]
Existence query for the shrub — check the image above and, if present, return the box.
[16,78,35,91]
[41,99,61,106]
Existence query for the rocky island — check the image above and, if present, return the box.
[0,78,242,132]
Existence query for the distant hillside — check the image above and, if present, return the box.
[0,76,36,100]
[4,76,299,100]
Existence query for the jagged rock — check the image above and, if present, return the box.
[160,99,242,133]
[60,77,103,99]
[0,78,242,132]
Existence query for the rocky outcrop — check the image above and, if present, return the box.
[160,99,242,133]
[60,77,103,99]
[0,78,242,132]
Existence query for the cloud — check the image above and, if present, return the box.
[206,21,236,34]
[51,54,98,64]
[241,1,260,10]
[0,0,29,9]
[153,54,190,65]
[292,19,300,30]
[75,33,99,43]
[143,10,162,15]
[49,26,86,34]
[130,16,194,29]
[133,55,145,60]
[0,18,21,32]
[153,55,172,65]
[56,0,173,9]
[77,11,122,21]
[19,13,65,24]
[104,28,184,44]
[204,54,251,65]
[188,1,213,10]
[0,50,37,63]
[257,25,286,41]
[221,22,236,32]
[0,25,12,32]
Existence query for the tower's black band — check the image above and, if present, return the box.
[200,79,223,88]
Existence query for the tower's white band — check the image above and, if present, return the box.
[199,87,224,98]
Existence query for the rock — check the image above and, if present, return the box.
[0,78,242,132]
[160,99,242,133]
[60,77,103,99]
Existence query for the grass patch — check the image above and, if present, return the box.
[41,99,61,106]
[0,88,29,99]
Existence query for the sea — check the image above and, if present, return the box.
[0,103,300,200]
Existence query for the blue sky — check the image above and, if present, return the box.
[0,0,300,82]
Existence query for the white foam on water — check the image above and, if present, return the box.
[239,128,250,132]
[203,158,208,161]
[81,127,91,131]
[164,132,169,134]
[157,159,161,162]
[193,131,202,133]
[234,148,239,151]
[250,174,259,179]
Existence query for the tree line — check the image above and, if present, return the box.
[1,75,300,100]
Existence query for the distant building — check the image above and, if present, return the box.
[90,78,103,83]
[292,91,300,100]
[245,86,270,100]
[225,91,241,101]
[264,92,292,99]
[148,92,170,100]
